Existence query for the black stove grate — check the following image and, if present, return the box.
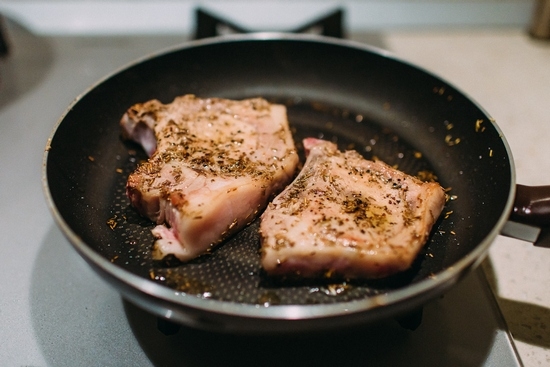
[194,7,345,40]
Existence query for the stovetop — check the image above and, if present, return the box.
[0,15,527,366]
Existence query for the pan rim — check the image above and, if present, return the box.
[42,32,517,323]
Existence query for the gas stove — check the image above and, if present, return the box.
[0,10,532,366]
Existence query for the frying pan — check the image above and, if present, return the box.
[43,33,547,333]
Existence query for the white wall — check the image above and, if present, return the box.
[0,0,536,35]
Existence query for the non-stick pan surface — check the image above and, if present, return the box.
[44,33,513,332]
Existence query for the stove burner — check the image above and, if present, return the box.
[152,7,423,336]
[194,7,344,40]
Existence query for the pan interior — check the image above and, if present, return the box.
[101,99,449,306]
[46,36,512,309]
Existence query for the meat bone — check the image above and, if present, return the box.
[505,184,550,247]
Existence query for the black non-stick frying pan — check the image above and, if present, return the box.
[43,33,546,333]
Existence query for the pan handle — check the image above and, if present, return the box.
[504,184,550,247]
[511,184,550,226]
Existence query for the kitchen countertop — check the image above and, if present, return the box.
[1,21,549,365]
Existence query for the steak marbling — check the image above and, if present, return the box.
[260,138,446,279]
[121,95,299,261]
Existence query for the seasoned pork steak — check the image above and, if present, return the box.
[260,138,446,279]
[121,95,299,261]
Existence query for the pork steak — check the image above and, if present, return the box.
[121,95,299,261]
[260,138,446,279]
